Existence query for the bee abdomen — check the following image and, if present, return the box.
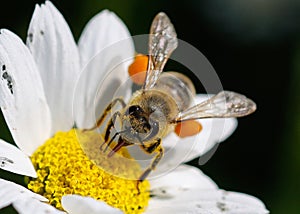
[154,72,196,111]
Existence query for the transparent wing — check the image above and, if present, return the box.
[176,91,257,122]
[143,12,178,90]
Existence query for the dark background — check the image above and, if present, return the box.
[1,0,300,213]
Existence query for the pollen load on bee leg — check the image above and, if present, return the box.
[174,120,203,138]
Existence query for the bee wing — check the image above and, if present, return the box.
[176,91,257,122]
[143,12,178,90]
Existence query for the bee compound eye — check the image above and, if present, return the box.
[128,105,141,114]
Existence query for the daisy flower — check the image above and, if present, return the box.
[0,1,268,213]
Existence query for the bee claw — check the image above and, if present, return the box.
[99,142,105,151]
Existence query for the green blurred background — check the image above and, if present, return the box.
[0,0,300,213]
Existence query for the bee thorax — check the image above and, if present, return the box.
[121,89,179,143]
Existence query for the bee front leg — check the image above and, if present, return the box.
[104,111,121,142]
[137,139,163,192]
[100,111,121,152]
[82,98,126,132]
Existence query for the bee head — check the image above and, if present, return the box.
[123,105,159,142]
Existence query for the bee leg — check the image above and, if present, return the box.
[139,143,163,181]
[82,98,125,132]
[104,111,121,142]
[102,132,118,152]
[102,129,129,153]
[100,111,121,151]
[140,138,162,154]
[137,139,163,193]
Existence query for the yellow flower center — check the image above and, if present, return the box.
[27,129,150,213]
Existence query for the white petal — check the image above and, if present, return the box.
[62,195,122,214]
[75,10,134,129]
[172,114,237,162]
[146,204,213,214]
[0,29,52,156]
[150,94,237,174]
[149,165,217,198]
[78,10,133,68]
[147,188,268,214]
[0,178,47,209]
[13,196,65,214]
[27,1,80,134]
[0,139,36,177]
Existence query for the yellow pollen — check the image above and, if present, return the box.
[27,129,150,213]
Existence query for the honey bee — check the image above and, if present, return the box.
[84,12,256,186]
